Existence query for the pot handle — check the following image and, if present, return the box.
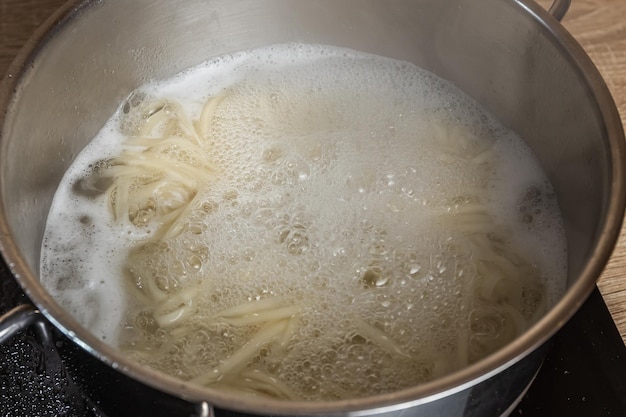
[0,303,53,346]
[548,0,571,22]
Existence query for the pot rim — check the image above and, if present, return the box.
[0,0,624,415]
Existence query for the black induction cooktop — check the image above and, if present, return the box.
[1,255,626,417]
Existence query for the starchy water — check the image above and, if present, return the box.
[40,44,567,400]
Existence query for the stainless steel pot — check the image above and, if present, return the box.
[0,0,624,416]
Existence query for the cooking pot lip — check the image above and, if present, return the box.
[1,0,625,415]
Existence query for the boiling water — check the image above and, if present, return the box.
[41,44,566,400]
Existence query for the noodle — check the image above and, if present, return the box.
[191,319,290,386]
[352,317,409,359]
[40,44,567,402]
[105,94,547,396]
[218,305,301,327]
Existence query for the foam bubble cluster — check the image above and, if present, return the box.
[40,44,567,400]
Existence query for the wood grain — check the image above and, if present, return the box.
[1,0,625,344]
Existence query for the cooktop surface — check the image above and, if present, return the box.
[1,256,626,417]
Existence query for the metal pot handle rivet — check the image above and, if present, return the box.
[548,0,571,22]
[0,303,52,345]
[194,401,215,417]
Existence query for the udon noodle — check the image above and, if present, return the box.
[41,44,566,401]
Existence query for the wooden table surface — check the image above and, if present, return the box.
[1,0,625,345]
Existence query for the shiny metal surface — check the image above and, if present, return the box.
[0,0,624,416]
[0,304,50,345]
[548,0,572,21]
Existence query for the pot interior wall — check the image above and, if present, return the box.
[0,0,612,356]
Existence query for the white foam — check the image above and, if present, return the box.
[40,43,567,398]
